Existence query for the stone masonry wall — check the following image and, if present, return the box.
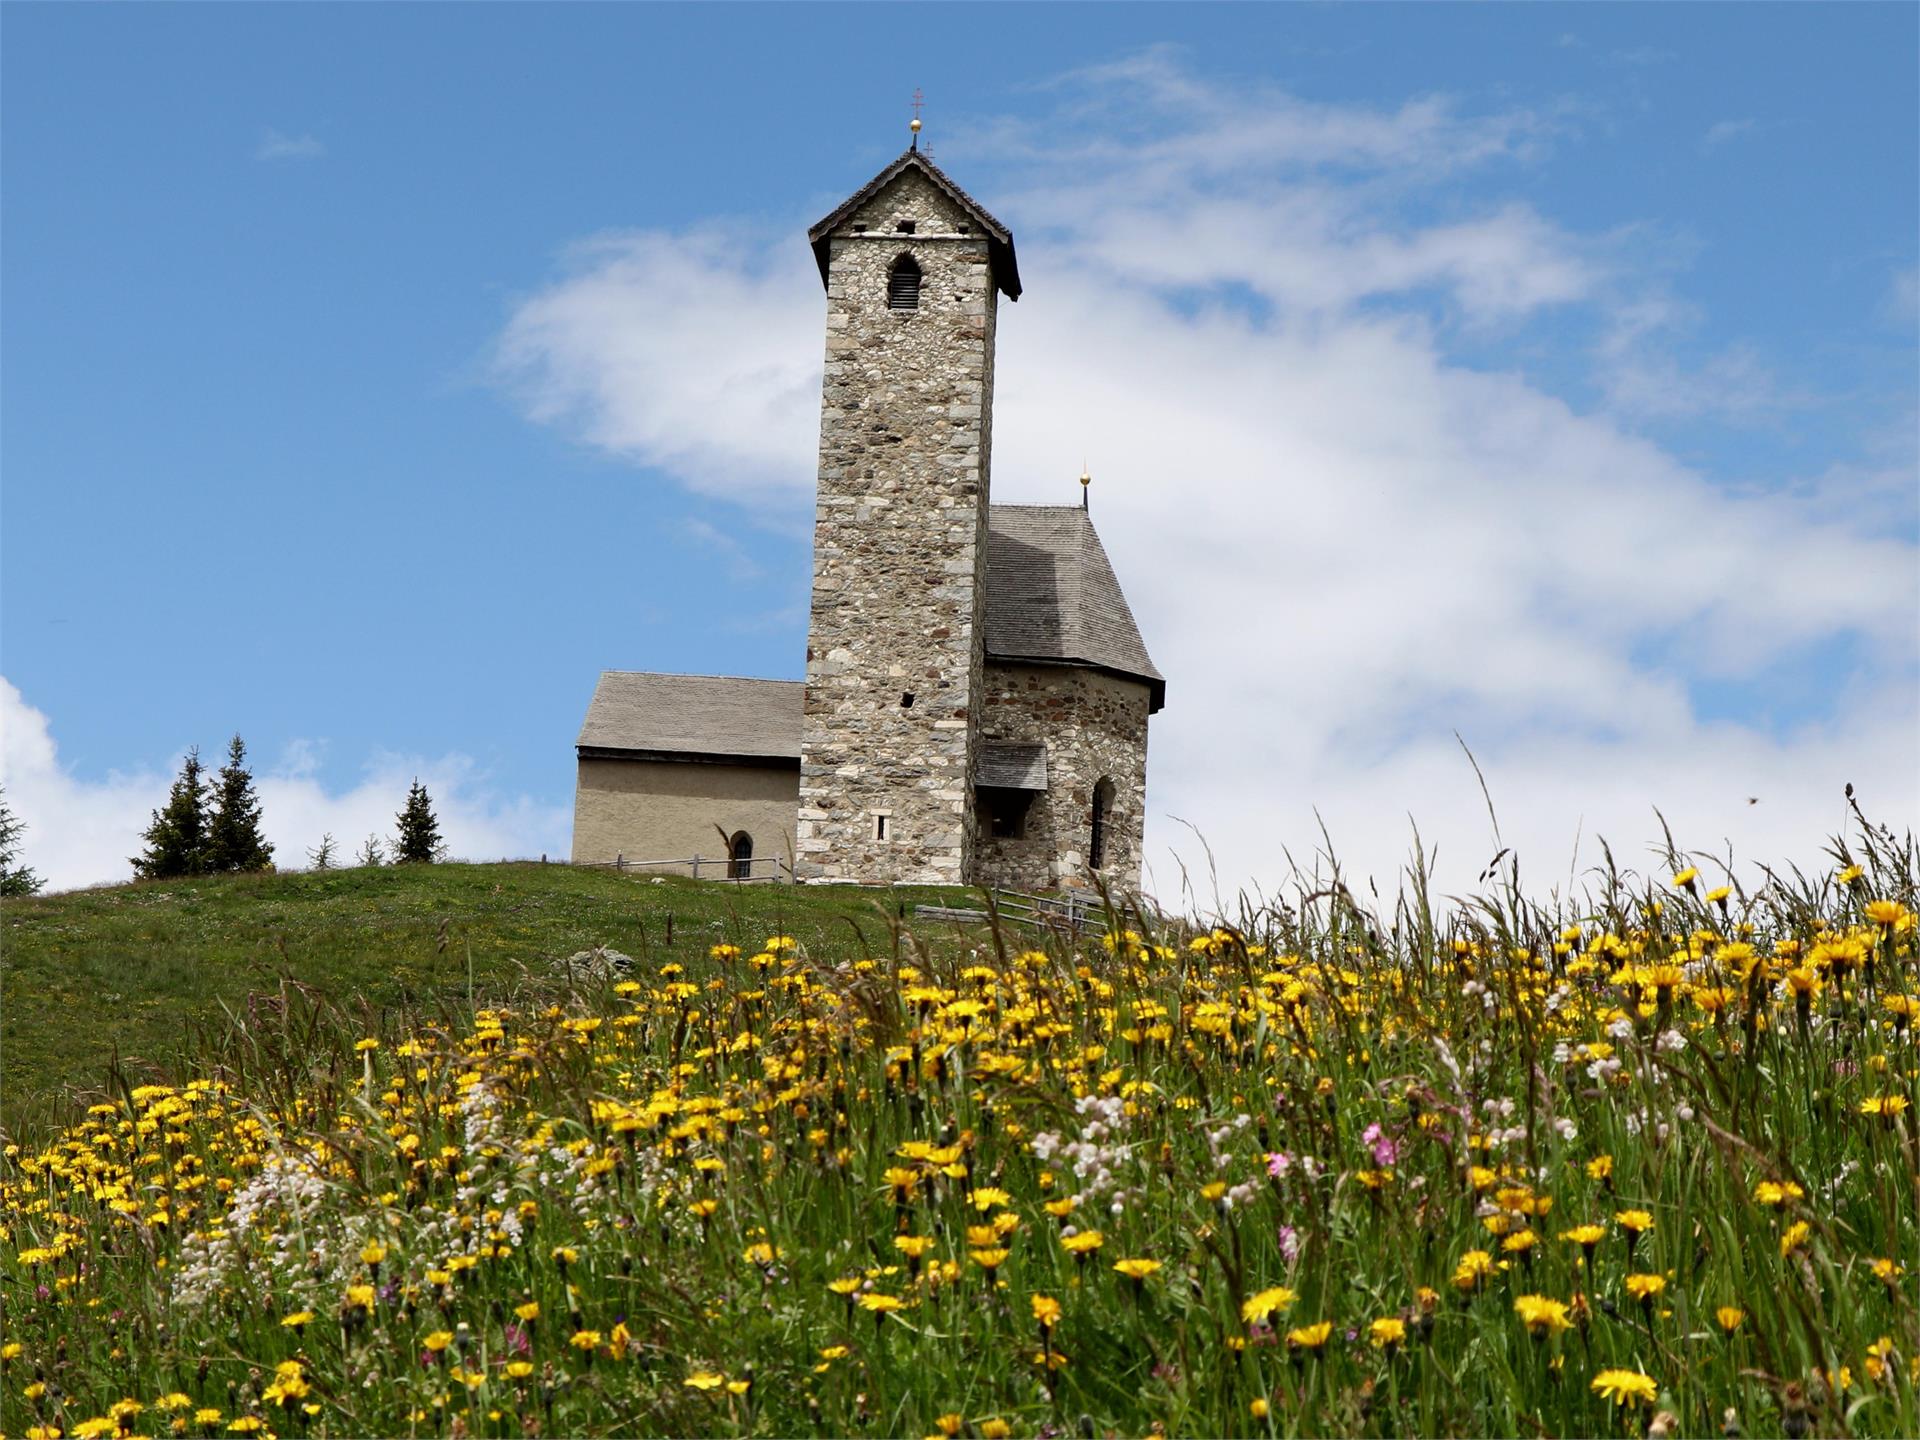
[972,662,1152,895]
[797,168,1000,884]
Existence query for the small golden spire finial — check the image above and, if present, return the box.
[1080,464,1091,510]
[910,88,924,150]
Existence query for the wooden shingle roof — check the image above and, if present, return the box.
[976,740,1049,791]
[579,509,1162,758]
[576,673,801,763]
[807,148,1022,300]
[984,505,1165,712]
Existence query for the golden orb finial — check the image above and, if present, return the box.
[1080,465,1091,510]
[910,117,922,134]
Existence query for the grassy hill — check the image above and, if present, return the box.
[0,862,976,1136]
[2,839,1913,1436]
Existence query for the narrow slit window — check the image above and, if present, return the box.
[887,254,922,311]
[1090,778,1114,870]
[874,814,890,841]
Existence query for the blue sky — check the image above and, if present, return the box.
[4,4,1915,896]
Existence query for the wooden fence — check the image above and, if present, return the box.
[558,854,793,882]
[913,886,1105,934]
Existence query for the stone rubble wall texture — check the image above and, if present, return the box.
[797,168,999,884]
[973,662,1152,895]
[573,757,800,878]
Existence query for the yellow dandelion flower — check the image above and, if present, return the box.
[1591,1369,1658,1407]
[1452,1249,1495,1292]
[1369,1316,1407,1349]
[1624,1273,1667,1303]
[1514,1294,1572,1336]
[1242,1287,1296,1324]
[1286,1320,1333,1351]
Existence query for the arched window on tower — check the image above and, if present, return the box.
[1089,779,1115,870]
[887,254,922,311]
[727,831,754,880]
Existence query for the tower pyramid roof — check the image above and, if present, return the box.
[807,148,1021,300]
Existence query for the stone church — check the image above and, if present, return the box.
[571,141,1164,891]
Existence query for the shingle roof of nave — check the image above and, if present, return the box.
[578,507,1163,755]
[985,504,1165,712]
[576,673,802,760]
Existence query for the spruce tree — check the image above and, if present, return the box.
[206,734,275,873]
[132,749,211,879]
[356,834,386,868]
[0,786,45,897]
[393,780,443,864]
[307,833,338,871]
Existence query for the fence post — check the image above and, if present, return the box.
[692,854,700,880]
[615,853,623,872]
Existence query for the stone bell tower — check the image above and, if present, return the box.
[794,139,1022,884]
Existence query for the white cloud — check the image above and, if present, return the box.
[486,59,1918,907]
[491,229,822,503]
[678,517,764,581]
[1887,264,1919,328]
[1607,46,1677,67]
[1700,118,1758,152]
[0,678,569,892]
[255,129,326,162]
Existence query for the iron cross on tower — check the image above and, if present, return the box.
[910,88,924,151]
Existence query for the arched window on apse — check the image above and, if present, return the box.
[728,831,754,880]
[1089,779,1115,870]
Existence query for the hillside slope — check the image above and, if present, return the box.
[0,862,972,1135]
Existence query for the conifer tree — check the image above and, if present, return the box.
[132,749,210,879]
[0,786,45,897]
[307,833,338,871]
[393,780,443,864]
[356,834,386,868]
[206,734,275,873]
